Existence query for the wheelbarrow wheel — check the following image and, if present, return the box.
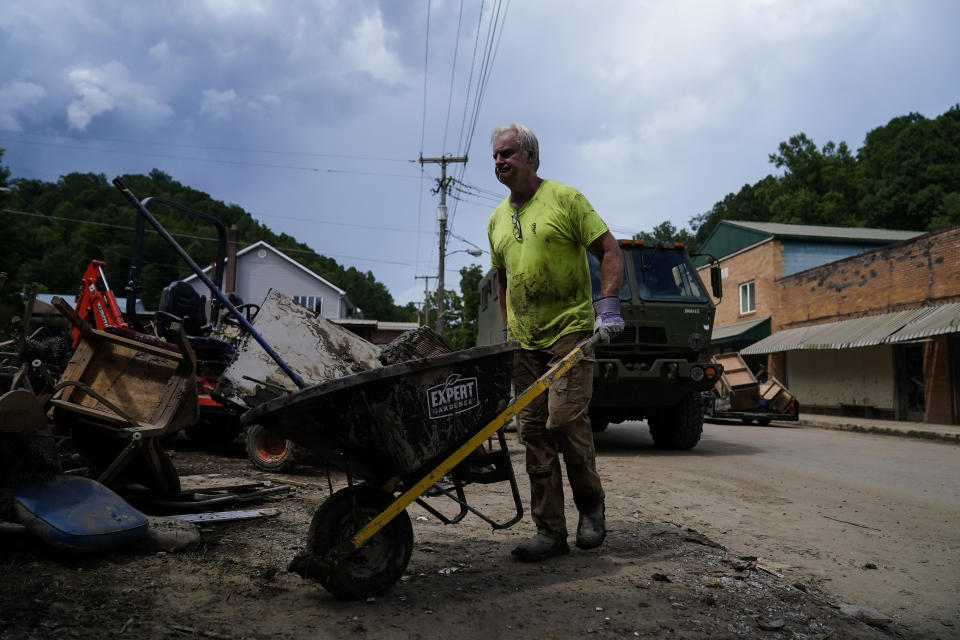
[246,424,296,472]
[303,484,413,600]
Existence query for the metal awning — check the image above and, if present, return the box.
[741,303,960,355]
[711,316,770,346]
[887,303,960,343]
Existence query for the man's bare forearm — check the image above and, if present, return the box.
[589,232,623,298]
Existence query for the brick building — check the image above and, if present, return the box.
[696,220,919,368]
[704,224,960,424]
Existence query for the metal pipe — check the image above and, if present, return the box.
[112,178,306,389]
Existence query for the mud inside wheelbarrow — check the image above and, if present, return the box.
[240,343,518,485]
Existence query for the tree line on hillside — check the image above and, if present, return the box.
[634,105,960,252]
[0,162,421,333]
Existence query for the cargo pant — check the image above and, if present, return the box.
[513,331,605,541]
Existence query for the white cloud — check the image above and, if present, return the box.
[0,0,954,303]
[576,134,636,170]
[198,0,271,19]
[0,81,46,130]
[65,61,173,130]
[200,88,238,120]
[637,94,713,146]
[247,93,281,111]
[340,10,406,83]
[149,40,170,61]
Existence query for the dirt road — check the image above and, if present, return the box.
[1,422,955,639]
[597,420,960,638]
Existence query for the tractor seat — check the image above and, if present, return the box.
[157,281,208,337]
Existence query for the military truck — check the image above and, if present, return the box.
[476,239,723,450]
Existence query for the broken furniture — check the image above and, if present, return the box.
[48,297,198,497]
[705,352,799,425]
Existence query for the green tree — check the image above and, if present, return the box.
[856,106,960,230]
[689,178,775,248]
[0,167,415,329]
[633,221,697,252]
[0,148,23,338]
[418,264,483,350]
[444,264,484,350]
[762,133,862,226]
[0,148,9,188]
[690,105,960,244]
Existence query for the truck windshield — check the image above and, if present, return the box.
[631,247,708,302]
[587,252,632,301]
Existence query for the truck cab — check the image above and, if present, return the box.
[587,240,722,448]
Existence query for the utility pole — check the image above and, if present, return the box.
[419,154,467,335]
[414,274,434,328]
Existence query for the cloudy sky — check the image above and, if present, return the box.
[1,0,957,307]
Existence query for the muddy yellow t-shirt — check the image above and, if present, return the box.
[488,180,608,350]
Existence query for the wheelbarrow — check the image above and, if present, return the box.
[109,175,600,599]
[242,334,599,599]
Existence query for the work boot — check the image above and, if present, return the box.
[576,505,605,550]
[511,533,570,562]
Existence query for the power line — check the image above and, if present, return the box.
[449,0,510,231]
[0,128,408,163]
[419,0,433,157]
[249,211,431,235]
[452,179,502,203]
[455,0,487,158]
[448,230,487,253]
[0,208,414,267]
[441,0,466,153]
[0,138,420,178]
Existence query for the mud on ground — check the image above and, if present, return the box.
[0,440,904,640]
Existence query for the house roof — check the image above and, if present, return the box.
[32,293,148,314]
[740,303,960,355]
[184,240,346,296]
[696,220,921,265]
[722,221,921,243]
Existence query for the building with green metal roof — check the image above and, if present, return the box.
[695,220,920,276]
[698,222,959,424]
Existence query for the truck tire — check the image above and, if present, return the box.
[756,416,772,426]
[589,412,609,433]
[649,391,703,450]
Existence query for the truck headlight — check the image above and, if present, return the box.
[690,366,704,382]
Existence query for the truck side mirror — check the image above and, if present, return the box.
[710,265,722,299]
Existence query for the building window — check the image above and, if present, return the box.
[739,281,755,314]
[293,295,322,314]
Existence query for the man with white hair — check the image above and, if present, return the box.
[487,122,624,562]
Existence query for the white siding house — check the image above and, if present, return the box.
[184,240,357,320]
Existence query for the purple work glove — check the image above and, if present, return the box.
[593,296,624,343]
